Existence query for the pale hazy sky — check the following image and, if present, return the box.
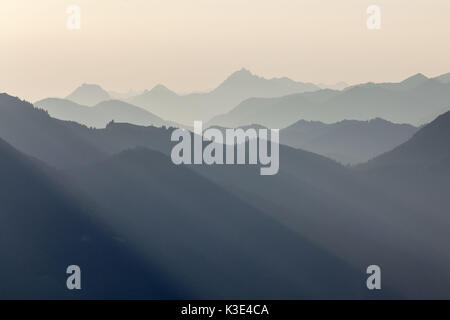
[1,0,450,101]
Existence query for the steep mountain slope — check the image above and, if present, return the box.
[347,73,430,92]
[207,89,338,128]
[130,68,320,124]
[353,112,450,292]
[188,137,450,298]
[5,89,450,298]
[280,118,418,164]
[211,68,319,100]
[66,83,110,106]
[0,138,183,299]
[359,110,450,214]
[0,94,177,169]
[70,147,376,299]
[434,72,450,84]
[208,74,450,128]
[362,110,450,167]
[0,94,105,168]
[35,98,167,128]
[0,95,374,298]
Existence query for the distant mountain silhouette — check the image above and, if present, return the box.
[35,98,167,128]
[0,94,105,168]
[207,119,415,164]
[280,118,418,164]
[362,110,450,168]
[208,73,450,128]
[129,68,320,124]
[434,72,450,84]
[399,73,429,89]
[0,137,184,299]
[66,83,111,106]
[359,109,450,209]
[0,94,177,168]
[318,81,349,90]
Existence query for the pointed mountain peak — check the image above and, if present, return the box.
[219,68,261,88]
[401,73,429,85]
[226,68,256,80]
[80,83,103,89]
[229,68,254,78]
[235,67,252,75]
[145,84,177,97]
[75,83,109,94]
[151,84,171,92]
[66,83,110,106]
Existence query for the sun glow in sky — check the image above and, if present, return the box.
[1,0,450,101]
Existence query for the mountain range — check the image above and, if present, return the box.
[359,109,450,215]
[53,69,322,125]
[2,94,419,169]
[34,98,168,129]
[0,135,185,299]
[0,93,377,299]
[69,146,374,299]
[1,93,177,168]
[191,110,450,298]
[211,118,417,165]
[0,94,106,168]
[280,118,418,164]
[2,66,450,299]
[40,71,450,130]
[208,73,450,128]
[128,68,321,124]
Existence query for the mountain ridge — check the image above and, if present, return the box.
[280,118,418,164]
[208,74,450,128]
[35,98,167,128]
[66,83,111,106]
[129,68,321,124]
[0,136,183,299]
